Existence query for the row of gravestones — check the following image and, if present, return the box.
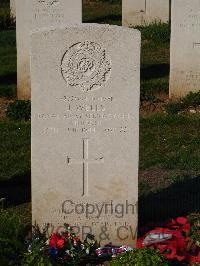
[122,0,170,26]
[10,0,171,25]
[124,0,200,99]
[11,0,200,100]
[9,0,199,246]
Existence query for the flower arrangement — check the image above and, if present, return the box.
[22,216,200,265]
[48,225,85,264]
[137,216,200,265]
[24,224,133,265]
[23,223,98,265]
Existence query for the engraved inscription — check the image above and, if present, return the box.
[38,0,59,7]
[35,95,131,135]
[193,42,200,49]
[66,139,104,196]
[61,41,111,92]
[34,0,63,24]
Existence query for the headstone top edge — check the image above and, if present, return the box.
[30,23,141,38]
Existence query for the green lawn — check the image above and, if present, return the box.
[0,30,16,98]
[140,114,200,171]
[0,122,30,181]
[83,0,122,25]
[138,23,170,99]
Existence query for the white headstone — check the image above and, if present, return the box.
[31,24,140,246]
[16,0,82,100]
[10,0,16,18]
[122,0,169,26]
[170,0,200,98]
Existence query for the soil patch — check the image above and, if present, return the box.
[0,97,14,121]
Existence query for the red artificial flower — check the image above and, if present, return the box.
[57,239,65,249]
[176,217,187,225]
[174,252,186,262]
[136,238,144,248]
[188,251,200,265]
[163,247,177,260]
[49,233,65,249]
[49,233,60,248]
[182,223,191,234]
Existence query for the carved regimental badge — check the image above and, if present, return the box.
[61,41,112,92]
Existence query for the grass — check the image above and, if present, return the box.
[0,6,9,15]
[83,0,122,25]
[165,91,200,114]
[0,0,15,31]
[0,30,16,98]
[140,114,200,172]
[0,121,30,181]
[0,0,10,8]
[139,23,170,99]
[0,204,30,265]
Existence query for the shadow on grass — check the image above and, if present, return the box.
[139,175,200,226]
[0,72,16,85]
[83,14,121,24]
[141,63,169,80]
[0,172,31,207]
[2,173,199,225]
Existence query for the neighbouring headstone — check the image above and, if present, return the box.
[10,0,16,18]
[31,24,140,246]
[122,0,170,26]
[16,0,82,100]
[170,0,200,98]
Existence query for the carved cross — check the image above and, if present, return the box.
[66,139,104,196]
[140,0,147,13]
[144,0,147,13]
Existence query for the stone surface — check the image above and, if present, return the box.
[31,24,140,246]
[16,0,82,100]
[170,0,200,98]
[10,0,16,18]
[122,0,169,26]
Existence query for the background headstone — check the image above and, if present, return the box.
[16,0,82,100]
[31,24,140,246]
[170,0,200,98]
[122,0,170,26]
[10,0,16,18]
